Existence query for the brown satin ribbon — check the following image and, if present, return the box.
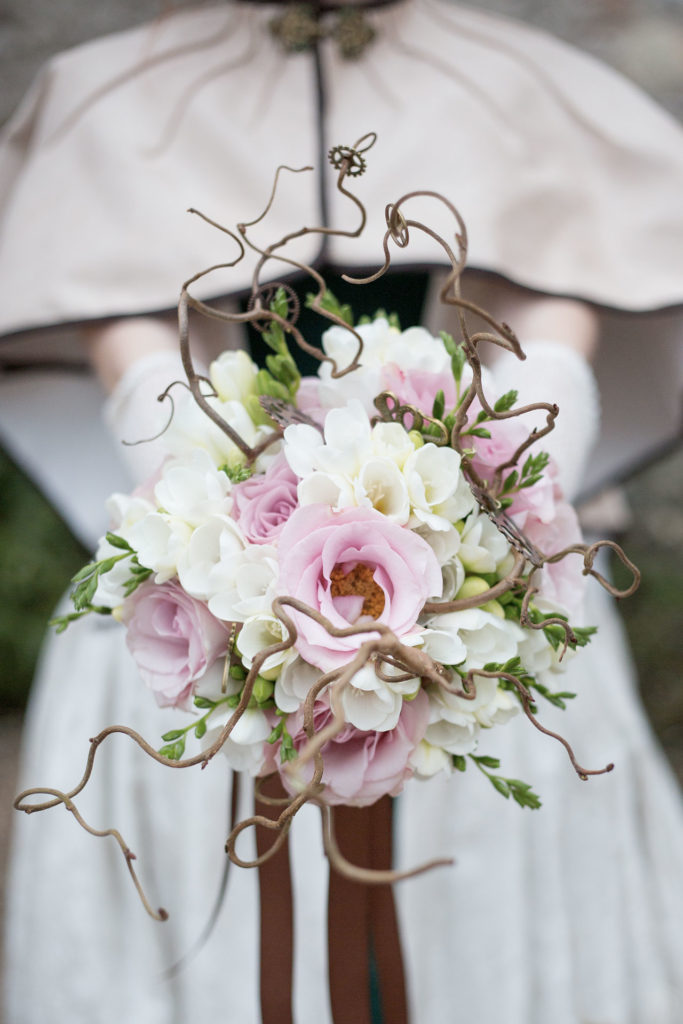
[328,796,408,1024]
[256,781,407,1024]
[255,775,295,1024]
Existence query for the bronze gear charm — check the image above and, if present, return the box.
[327,144,367,177]
[247,282,300,334]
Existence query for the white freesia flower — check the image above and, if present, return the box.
[354,458,411,522]
[91,538,136,608]
[275,656,322,713]
[459,511,511,573]
[425,674,518,755]
[517,598,577,674]
[369,422,415,465]
[193,661,240,701]
[105,492,156,537]
[284,400,413,521]
[237,613,294,680]
[426,712,480,755]
[404,444,476,531]
[317,319,457,415]
[208,546,278,622]
[296,471,353,509]
[439,559,467,603]
[176,514,246,601]
[128,512,192,582]
[209,349,258,403]
[341,664,405,732]
[154,448,232,527]
[203,705,272,775]
[318,402,373,474]
[412,523,466,602]
[323,319,450,375]
[165,389,272,468]
[322,318,397,372]
[92,494,157,606]
[410,739,452,778]
[424,607,523,669]
[283,423,327,479]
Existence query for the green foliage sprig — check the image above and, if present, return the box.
[483,656,577,713]
[306,288,354,327]
[452,752,541,809]
[246,287,301,424]
[267,710,297,763]
[49,532,151,633]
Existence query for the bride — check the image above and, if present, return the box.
[2,2,683,1021]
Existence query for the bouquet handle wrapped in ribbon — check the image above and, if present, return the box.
[15,133,640,1022]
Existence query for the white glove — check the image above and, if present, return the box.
[490,340,600,501]
[104,349,187,483]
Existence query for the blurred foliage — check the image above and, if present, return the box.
[0,446,87,707]
[612,447,683,784]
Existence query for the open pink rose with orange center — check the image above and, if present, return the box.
[277,504,442,670]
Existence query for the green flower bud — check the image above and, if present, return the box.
[456,576,490,600]
[253,676,275,704]
[481,599,505,618]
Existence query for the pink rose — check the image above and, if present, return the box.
[233,453,299,544]
[294,377,331,425]
[278,504,442,670]
[122,580,229,708]
[469,411,529,479]
[468,400,562,525]
[277,690,429,806]
[521,500,586,615]
[380,363,456,418]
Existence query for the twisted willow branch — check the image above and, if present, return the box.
[15,585,619,911]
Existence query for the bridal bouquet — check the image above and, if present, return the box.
[54,296,596,809]
[25,132,642,911]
